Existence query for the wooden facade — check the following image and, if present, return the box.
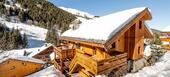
[32,46,54,63]
[160,32,170,50]
[0,58,44,77]
[52,8,152,77]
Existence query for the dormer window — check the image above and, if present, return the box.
[139,21,142,29]
[112,42,116,48]
[138,46,141,54]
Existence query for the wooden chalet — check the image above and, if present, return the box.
[150,29,170,50]
[52,7,153,77]
[0,56,45,77]
[159,32,170,50]
[28,44,54,63]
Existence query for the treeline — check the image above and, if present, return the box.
[0,0,77,33]
[0,23,28,50]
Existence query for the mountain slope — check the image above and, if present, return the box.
[0,0,77,32]
[59,7,95,19]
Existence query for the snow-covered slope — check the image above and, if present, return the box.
[27,65,65,77]
[124,52,170,77]
[0,18,47,48]
[59,7,95,19]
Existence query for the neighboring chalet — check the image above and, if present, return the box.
[52,7,153,77]
[159,32,170,50]
[0,56,45,77]
[151,29,170,50]
[28,44,54,63]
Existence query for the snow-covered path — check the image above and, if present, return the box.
[124,52,170,77]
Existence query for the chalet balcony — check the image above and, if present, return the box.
[54,45,75,60]
[69,51,128,76]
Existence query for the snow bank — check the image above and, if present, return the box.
[62,7,151,42]
[124,52,170,77]
[160,52,170,61]
[162,42,170,45]
[27,65,65,77]
[144,45,152,56]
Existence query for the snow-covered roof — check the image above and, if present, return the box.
[162,42,170,45]
[0,55,45,64]
[26,65,65,77]
[62,7,151,43]
[28,44,53,57]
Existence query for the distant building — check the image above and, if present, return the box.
[0,56,45,77]
[151,29,170,50]
[159,32,170,50]
[28,44,54,63]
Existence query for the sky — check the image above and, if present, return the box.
[49,0,170,31]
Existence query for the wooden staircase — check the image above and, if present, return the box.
[69,52,128,77]
[69,53,97,76]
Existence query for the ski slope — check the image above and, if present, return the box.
[0,18,47,48]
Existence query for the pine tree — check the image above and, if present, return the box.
[22,33,28,48]
[18,10,26,22]
[45,28,59,46]
[151,33,162,45]
[11,30,18,49]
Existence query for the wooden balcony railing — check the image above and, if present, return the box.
[54,46,75,60]
[69,52,127,75]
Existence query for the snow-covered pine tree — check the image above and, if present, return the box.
[45,28,59,46]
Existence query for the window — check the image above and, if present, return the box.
[7,61,10,64]
[138,46,141,54]
[22,62,26,66]
[112,42,116,48]
[35,68,39,70]
[11,75,15,77]
[76,43,80,48]
[10,66,15,70]
[139,21,142,29]
[93,47,96,55]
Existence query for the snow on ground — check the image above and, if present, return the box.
[0,18,47,48]
[62,7,151,41]
[27,65,65,77]
[162,42,170,45]
[124,51,170,77]
[144,45,152,56]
